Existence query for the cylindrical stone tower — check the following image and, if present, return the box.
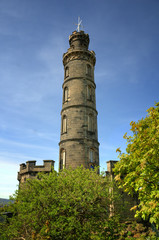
[59,30,99,170]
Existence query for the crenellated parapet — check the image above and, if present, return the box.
[106,160,138,220]
[105,160,118,178]
[17,160,55,184]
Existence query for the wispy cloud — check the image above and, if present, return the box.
[0,35,64,116]
[0,138,56,151]
[0,152,43,166]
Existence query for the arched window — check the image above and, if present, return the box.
[63,87,68,102]
[60,149,66,169]
[87,85,92,101]
[65,66,69,78]
[86,64,92,76]
[62,115,67,133]
[88,114,93,132]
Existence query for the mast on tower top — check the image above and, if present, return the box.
[76,17,83,32]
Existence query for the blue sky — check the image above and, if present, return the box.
[0,0,159,198]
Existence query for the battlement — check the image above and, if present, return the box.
[105,160,118,177]
[105,160,137,220]
[18,160,55,184]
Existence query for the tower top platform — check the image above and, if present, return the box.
[69,30,90,50]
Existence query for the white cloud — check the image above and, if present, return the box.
[0,152,41,164]
[0,160,19,198]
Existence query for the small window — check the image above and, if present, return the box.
[60,149,66,169]
[63,87,68,102]
[87,85,92,101]
[62,115,67,133]
[89,149,94,163]
[88,114,93,132]
[65,67,69,78]
[86,64,92,76]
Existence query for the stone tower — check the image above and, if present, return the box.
[59,30,99,170]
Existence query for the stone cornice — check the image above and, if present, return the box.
[63,50,96,66]
[59,138,100,146]
[62,77,96,89]
[61,104,98,115]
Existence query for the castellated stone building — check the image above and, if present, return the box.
[17,28,137,220]
[59,30,99,170]
[18,160,55,184]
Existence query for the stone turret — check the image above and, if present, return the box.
[17,160,55,184]
[106,160,118,179]
[59,30,99,170]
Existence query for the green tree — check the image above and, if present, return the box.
[114,103,159,227]
[1,167,121,240]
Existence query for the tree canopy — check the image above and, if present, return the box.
[1,166,158,239]
[114,103,159,227]
[0,167,122,240]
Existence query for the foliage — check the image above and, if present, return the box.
[0,167,122,240]
[117,221,158,240]
[114,103,159,228]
